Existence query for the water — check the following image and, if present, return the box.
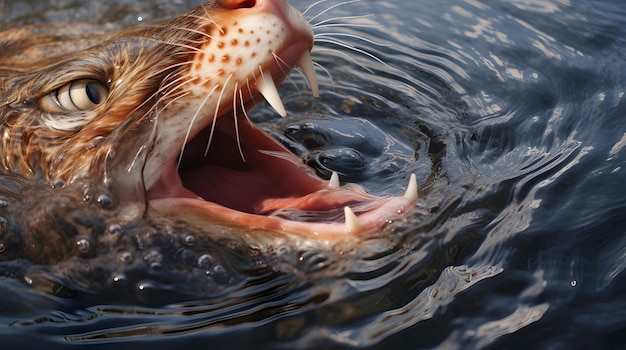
[1,0,626,348]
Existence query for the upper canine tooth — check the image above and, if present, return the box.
[344,206,361,233]
[257,69,287,117]
[297,51,319,98]
[404,173,418,201]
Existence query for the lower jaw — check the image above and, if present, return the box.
[148,194,414,241]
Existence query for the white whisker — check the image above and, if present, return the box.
[232,82,246,162]
[310,13,374,28]
[312,60,335,88]
[146,38,204,54]
[307,0,361,24]
[204,74,233,157]
[315,32,391,48]
[272,52,299,89]
[314,38,388,72]
[177,82,219,167]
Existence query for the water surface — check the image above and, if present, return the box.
[1,0,625,348]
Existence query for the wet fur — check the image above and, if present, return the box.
[0,5,224,182]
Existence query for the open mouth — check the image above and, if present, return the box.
[142,1,417,240]
[145,53,417,240]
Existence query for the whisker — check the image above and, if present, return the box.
[312,60,335,88]
[165,25,215,41]
[302,0,331,16]
[272,52,299,89]
[314,38,388,72]
[204,74,233,157]
[314,46,374,75]
[187,9,222,34]
[314,32,391,48]
[307,0,361,24]
[177,82,219,167]
[239,87,251,121]
[146,38,204,54]
[310,13,374,28]
[232,82,246,162]
[245,78,256,105]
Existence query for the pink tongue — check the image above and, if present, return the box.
[177,113,332,214]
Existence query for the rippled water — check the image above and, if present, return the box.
[1,0,626,348]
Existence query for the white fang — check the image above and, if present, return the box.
[257,69,287,117]
[329,171,340,189]
[404,173,418,201]
[298,51,319,97]
[344,206,361,233]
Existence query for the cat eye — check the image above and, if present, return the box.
[42,79,109,112]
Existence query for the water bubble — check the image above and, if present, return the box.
[108,223,122,235]
[298,250,332,272]
[75,237,91,254]
[137,281,156,292]
[0,217,7,232]
[184,234,196,246]
[210,264,230,285]
[97,194,114,209]
[276,246,291,256]
[143,250,162,263]
[112,273,126,284]
[150,262,163,271]
[119,252,134,264]
[197,254,213,269]
[51,179,65,188]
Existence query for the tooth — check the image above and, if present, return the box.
[329,171,340,189]
[344,206,361,233]
[257,69,287,117]
[297,51,319,98]
[404,173,418,201]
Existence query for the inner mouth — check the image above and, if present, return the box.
[145,51,417,238]
[178,112,366,219]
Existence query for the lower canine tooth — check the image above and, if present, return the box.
[404,173,418,201]
[329,171,340,189]
[257,69,287,117]
[297,51,319,98]
[344,206,361,233]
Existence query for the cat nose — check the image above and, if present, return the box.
[217,0,258,9]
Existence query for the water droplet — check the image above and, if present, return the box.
[197,254,213,269]
[210,264,230,284]
[0,243,6,253]
[108,223,122,235]
[97,194,114,209]
[184,234,195,246]
[143,250,162,263]
[137,281,156,292]
[0,200,9,209]
[119,252,134,264]
[75,237,91,254]
[298,250,331,272]
[276,246,290,255]
[51,179,65,188]
[112,273,126,284]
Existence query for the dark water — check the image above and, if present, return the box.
[1,0,626,348]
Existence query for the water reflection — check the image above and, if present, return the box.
[1,0,626,348]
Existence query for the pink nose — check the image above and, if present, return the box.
[217,0,258,9]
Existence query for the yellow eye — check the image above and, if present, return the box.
[43,79,109,112]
